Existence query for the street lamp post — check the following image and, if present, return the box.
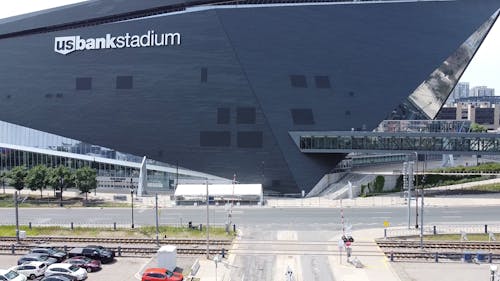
[420,154,426,249]
[130,178,135,229]
[414,152,419,229]
[59,177,64,207]
[206,178,210,259]
[14,191,19,243]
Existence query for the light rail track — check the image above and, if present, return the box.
[376,240,500,252]
[0,236,232,246]
[376,240,500,261]
[382,251,500,261]
[0,244,226,256]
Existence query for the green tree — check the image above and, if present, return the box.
[25,165,49,198]
[48,165,74,205]
[74,166,97,202]
[374,175,385,193]
[470,123,487,132]
[0,171,7,194]
[7,166,27,192]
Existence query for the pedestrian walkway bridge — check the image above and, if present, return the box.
[290,131,500,155]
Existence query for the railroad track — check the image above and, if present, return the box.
[376,240,500,261]
[0,236,232,246]
[0,244,226,256]
[384,251,500,261]
[376,240,500,252]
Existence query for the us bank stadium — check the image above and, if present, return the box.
[0,0,499,196]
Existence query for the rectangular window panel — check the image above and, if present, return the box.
[237,107,256,124]
[315,76,331,88]
[76,77,91,90]
[291,109,315,125]
[237,131,263,148]
[217,108,230,124]
[272,180,281,187]
[200,131,230,147]
[290,75,307,88]
[116,76,133,89]
[201,67,208,83]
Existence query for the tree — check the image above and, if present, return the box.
[0,171,6,194]
[7,166,27,192]
[470,123,487,133]
[74,166,97,202]
[374,176,385,193]
[48,165,74,205]
[25,165,49,198]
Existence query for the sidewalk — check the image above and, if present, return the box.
[328,228,400,281]
[191,258,228,281]
[3,183,499,209]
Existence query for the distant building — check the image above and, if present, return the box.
[437,102,500,130]
[471,86,495,97]
[448,82,470,104]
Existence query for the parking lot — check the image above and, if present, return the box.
[0,254,152,280]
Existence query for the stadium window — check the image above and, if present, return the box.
[217,108,230,124]
[200,131,231,147]
[315,76,331,88]
[237,107,256,124]
[237,131,263,148]
[116,76,133,89]
[76,77,92,90]
[291,109,315,125]
[201,67,208,83]
[289,75,307,88]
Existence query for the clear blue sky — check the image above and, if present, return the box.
[0,1,498,92]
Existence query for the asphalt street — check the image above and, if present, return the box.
[2,205,499,280]
[2,205,499,230]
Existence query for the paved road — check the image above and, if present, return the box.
[2,205,499,280]
[2,206,499,230]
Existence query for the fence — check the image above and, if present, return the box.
[385,224,500,238]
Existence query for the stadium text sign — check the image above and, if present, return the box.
[54,30,181,55]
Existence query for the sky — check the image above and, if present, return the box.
[0,1,498,92]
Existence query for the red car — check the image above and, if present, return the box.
[64,256,101,272]
[141,268,183,281]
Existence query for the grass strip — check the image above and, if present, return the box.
[0,225,235,239]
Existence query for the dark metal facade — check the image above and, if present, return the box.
[0,0,498,193]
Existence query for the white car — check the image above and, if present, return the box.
[0,269,27,281]
[9,262,47,280]
[44,264,87,281]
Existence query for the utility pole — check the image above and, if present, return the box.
[404,162,413,229]
[175,161,179,193]
[59,177,64,207]
[420,154,426,249]
[15,191,19,243]
[206,179,210,259]
[155,193,159,247]
[414,153,419,229]
[130,178,134,229]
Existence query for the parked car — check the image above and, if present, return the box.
[44,264,86,281]
[64,256,101,273]
[0,269,27,281]
[17,254,57,266]
[141,268,183,281]
[9,261,47,280]
[68,247,113,263]
[85,245,115,259]
[40,273,77,281]
[29,248,67,262]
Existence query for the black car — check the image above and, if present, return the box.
[40,273,77,281]
[68,247,113,263]
[17,253,57,265]
[29,247,67,262]
[85,245,115,258]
